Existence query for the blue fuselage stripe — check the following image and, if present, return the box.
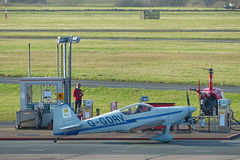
[59,110,183,135]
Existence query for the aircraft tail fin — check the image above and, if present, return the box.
[53,103,82,135]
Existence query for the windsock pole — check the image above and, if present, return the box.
[5,0,8,20]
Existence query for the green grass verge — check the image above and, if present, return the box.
[0,38,239,86]
[1,31,240,40]
[1,11,240,31]
[1,84,240,121]
[0,10,239,86]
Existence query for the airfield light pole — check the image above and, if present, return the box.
[69,36,81,105]
[57,36,81,106]
[57,44,59,77]
[61,44,63,77]
[28,43,31,77]
[64,42,67,103]
[68,42,72,106]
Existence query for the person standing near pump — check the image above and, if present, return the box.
[73,83,84,114]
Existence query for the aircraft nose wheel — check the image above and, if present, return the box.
[162,141,170,143]
[54,137,59,143]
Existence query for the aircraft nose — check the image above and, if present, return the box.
[188,106,197,113]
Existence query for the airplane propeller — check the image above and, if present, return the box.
[186,90,190,106]
[186,90,195,130]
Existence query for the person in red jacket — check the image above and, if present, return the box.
[73,83,84,114]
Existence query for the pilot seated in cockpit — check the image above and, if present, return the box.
[135,105,143,114]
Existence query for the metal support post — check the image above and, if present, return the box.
[213,108,216,132]
[61,44,63,77]
[64,43,68,104]
[57,44,59,77]
[96,108,100,116]
[68,42,72,106]
[28,43,31,77]
[208,117,210,132]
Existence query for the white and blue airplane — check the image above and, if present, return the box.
[53,103,196,143]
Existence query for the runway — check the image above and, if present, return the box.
[1,139,240,159]
[0,77,240,93]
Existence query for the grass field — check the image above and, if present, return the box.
[0,8,239,121]
[2,31,240,40]
[0,38,239,86]
[1,11,240,30]
[4,0,117,7]
[1,84,239,121]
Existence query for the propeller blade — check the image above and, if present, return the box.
[190,112,194,130]
[186,90,190,106]
[186,90,195,130]
[187,106,196,130]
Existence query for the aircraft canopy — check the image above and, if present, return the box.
[120,103,152,115]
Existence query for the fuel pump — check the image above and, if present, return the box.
[83,100,93,120]
[218,99,231,132]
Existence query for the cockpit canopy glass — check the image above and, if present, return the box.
[120,103,152,115]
